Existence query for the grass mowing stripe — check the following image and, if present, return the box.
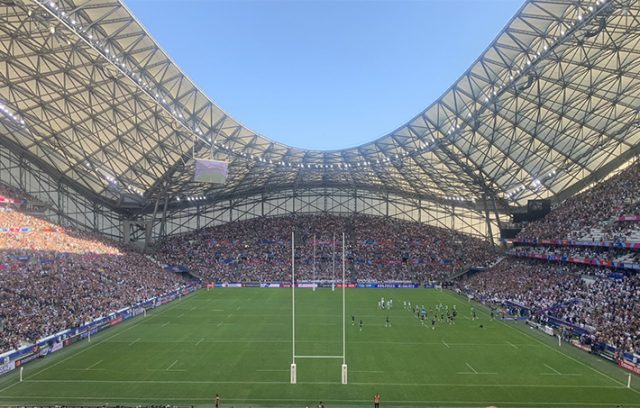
[3,289,639,407]
[255,369,289,372]
[0,395,635,407]
[19,379,629,389]
[103,338,538,346]
[498,312,639,394]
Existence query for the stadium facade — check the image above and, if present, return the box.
[0,0,638,244]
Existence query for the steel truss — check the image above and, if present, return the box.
[0,0,638,243]
[0,143,122,240]
[154,187,508,243]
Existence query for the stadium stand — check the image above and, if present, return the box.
[517,160,640,241]
[458,259,640,355]
[509,244,640,266]
[460,161,640,357]
[0,185,190,354]
[154,214,498,284]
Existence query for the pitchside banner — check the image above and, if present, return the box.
[356,283,420,288]
[0,361,15,375]
[194,159,228,184]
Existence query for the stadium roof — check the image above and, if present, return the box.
[0,0,639,215]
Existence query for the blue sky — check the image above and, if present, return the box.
[125,0,523,150]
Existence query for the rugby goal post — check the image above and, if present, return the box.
[290,231,347,384]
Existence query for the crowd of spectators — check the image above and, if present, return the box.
[518,160,640,240]
[5,153,640,365]
[509,244,640,265]
[458,258,640,354]
[495,159,640,354]
[588,219,640,243]
[154,214,498,284]
[0,184,189,354]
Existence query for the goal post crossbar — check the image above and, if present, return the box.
[294,355,344,359]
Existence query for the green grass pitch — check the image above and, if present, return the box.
[0,288,639,407]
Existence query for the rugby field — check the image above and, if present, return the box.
[0,288,639,407]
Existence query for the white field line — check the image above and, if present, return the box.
[85,360,103,370]
[459,292,640,395]
[442,340,450,348]
[0,380,20,394]
[540,373,583,376]
[195,338,204,346]
[15,379,629,389]
[146,369,187,372]
[492,311,639,394]
[217,313,234,327]
[161,322,169,327]
[165,360,178,371]
[544,364,562,375]
[507,340,519,349]
[456,372,498,375]
[105,338,536,347]
[177,314,184,319]
[0,395,627,407]
[65,368,106,371]
[128,338,141,346]
[457,362,497,375]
